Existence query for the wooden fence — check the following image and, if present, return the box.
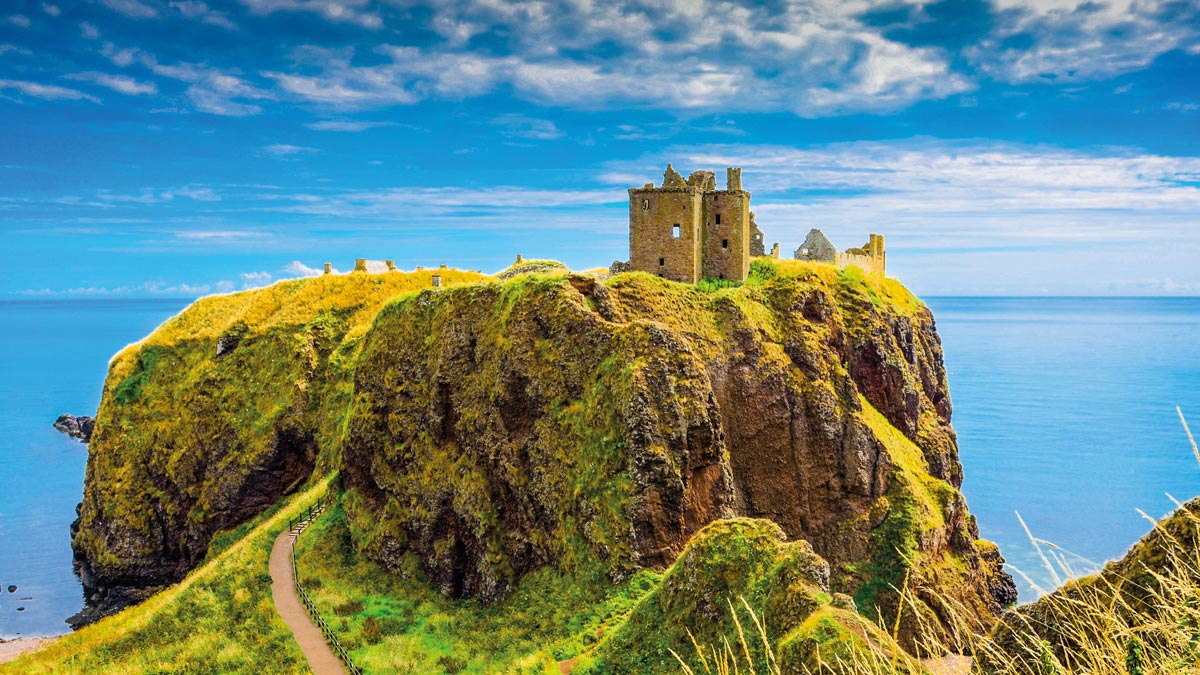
[288,492,366,675]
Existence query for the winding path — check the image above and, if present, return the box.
[269,529,347,675]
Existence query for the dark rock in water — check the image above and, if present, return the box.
[53,414,94,443]
[6,585,15,594]
[16,607,24,612]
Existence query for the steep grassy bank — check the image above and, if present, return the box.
[0,478,333,675]
[291,496,659,674]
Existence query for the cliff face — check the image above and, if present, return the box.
[340,262,1016,645]
[70,269,487,624]
[71,260,1013,646]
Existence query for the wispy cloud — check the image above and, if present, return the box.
[80,21,100,38]
[0,44,33,57]
[239,0,381,29]
[0,79,100,103]
[969,0,1200,83]
[261,143,318,156]
[66,71,157,96]
[169,0,236,29]
[102,45,274,115]
[493,114,563,140]
[100,0,159,20]
[282,260,332,277]
[18,281,213,297]
[8,14,31,28]
[261,2,972,116]
[305,119,393,132]
[41,3,60,16]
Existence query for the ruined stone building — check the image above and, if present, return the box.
[624,166,885,282]
[628,164,765,283]
[795,228,886,276]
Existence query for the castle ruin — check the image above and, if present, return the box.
[627,164,764,283]
[795,228,886,276]
[625,165,886,282]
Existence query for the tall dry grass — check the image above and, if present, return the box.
[676,409,1200,675]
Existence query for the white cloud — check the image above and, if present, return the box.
[174,230,259,240]
[81,22,100,38]
[493,114,563,140]
[100,0,160,19]
[306,119,392,131]
[108,47,274,115]
[282,260,333,277]
[0,79,100,103]
[239,0,380,28]
[66,72,158,96]
[262,143,318,156]
[240,270,272,288]
[170,0,236,29]
[100,42,138,67]
[969,0,1199,83]
[261,2,971,116]
[88,185,221,204]
[8,15,31,28]
[18,281,214,297]
[42,3,60,16]
[0,44,32,57]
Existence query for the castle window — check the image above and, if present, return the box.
[642,199,649,210]
[715,214,722,225]
[672,224,681,238]
[659,257,665,266]
[722,238,728,249]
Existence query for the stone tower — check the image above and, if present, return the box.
[628,164,752,283]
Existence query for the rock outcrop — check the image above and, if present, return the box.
[52,413,93,444]
[53,414,94,443]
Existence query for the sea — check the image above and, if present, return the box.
[0,296,1198,638]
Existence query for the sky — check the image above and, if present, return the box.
[1,0,1199,298]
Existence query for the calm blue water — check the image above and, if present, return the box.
[928,297,1200,600]
[0,297,1197,637]
[0,299,189,638]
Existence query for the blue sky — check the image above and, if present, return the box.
[1,0,1198,297]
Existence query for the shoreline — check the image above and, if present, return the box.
[0,636,60,665]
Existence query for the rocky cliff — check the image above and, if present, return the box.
[339,260,1015,647]
[71,259,1014,647]
[69,269,487,625]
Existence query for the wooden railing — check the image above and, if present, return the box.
[288,492,365,675]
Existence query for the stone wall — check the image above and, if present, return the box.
[836,234,886,276]
[701,189,750,281]
[628,184,704,283]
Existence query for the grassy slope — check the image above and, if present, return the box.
[293,497,660,675]
[0,477,333,675]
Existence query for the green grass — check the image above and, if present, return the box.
[292,496,659,675]
[0,477,336,675]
